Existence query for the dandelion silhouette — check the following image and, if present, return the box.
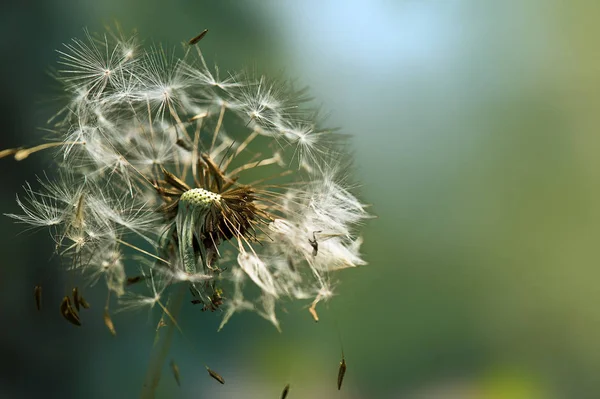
[3,27,369,394]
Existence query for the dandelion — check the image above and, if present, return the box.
[4,28,369,332]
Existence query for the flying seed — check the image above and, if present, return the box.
[60,296,81,326]
[103,309,116,336]
[188,29,208,45]
[205,366,225,384]
[78,294,90,309]
[170,360,181,386]
[308,302,319,322]
[34,285,42,311]
[308,231,322,256]
[72,287,80,311]
[337,356,347,390]
[281,383,290,399]
[156,319,167,331]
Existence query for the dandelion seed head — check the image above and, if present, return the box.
[6,27,370,330]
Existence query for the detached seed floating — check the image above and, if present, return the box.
[72,287,80,311]
[60,296,81,326]
[170,360,181,387]
[308,230,321,256]
[188,29,208,45]
[72,287,90,310]
[34,285,42,311]
[103,309,116,336]
[78,294,90,309]
[205,366,225,384]
[281,383,290,399]
[126,275,145,286]
[337,355,347,390]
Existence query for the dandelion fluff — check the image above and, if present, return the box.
[4,27,370,331]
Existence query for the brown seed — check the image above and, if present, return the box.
[103,309,116,336]
[308,231,321,257]
[170,360,181,387]
[175,138,193,152]
[34,285,42,311]
[281,383,290,399]
[156,319,167,331]
[126,275,145,286]
[308,303,319,322]
[60,296,81,326]
[188,29,208,45]
[72,287,80,311]
[78,294,90,309]
[205,366,225,384]
[337,357,347,390]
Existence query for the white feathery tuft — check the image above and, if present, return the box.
[5,27,370,330]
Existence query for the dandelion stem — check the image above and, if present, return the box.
[140,284,186,399]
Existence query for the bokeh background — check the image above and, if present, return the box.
[2,1,600,398]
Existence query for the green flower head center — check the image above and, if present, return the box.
[180,188,221,208]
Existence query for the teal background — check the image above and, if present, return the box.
[2,1,600,398]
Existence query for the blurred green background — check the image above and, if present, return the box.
[2,1,600,398]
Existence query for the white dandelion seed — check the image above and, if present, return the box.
[57,29,136,98]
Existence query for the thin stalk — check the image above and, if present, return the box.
[140,284,186,399]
